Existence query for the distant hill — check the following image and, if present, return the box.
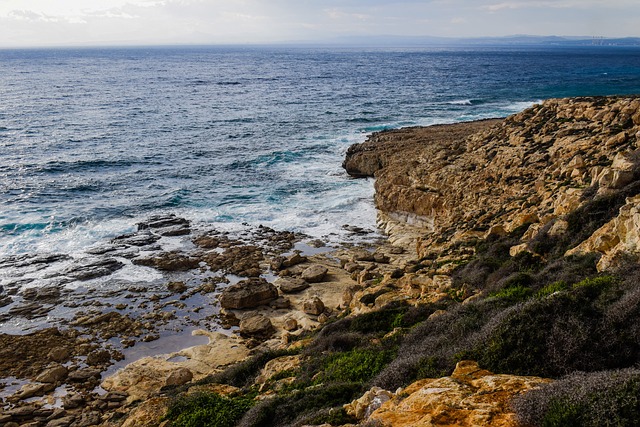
[313,35,640,47]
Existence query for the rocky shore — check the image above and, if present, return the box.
[3,95,640,427]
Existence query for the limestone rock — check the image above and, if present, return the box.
[303,297,325,316]
[275,277,310,294]
[345,387,394,420]
[239,314,275,340]
[165,367,193,387]
[283,318,299,331]
[35,365,68,383]
[301,264,328,283]
[219,278,278,309]
[120,397,170,427]
[343,96,640,262]
[366,360,551,427]
[568,194,640,271]
[101,331,248,402]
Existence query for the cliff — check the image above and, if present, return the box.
[345,96,640,268]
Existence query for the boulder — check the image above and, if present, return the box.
[165,368,193,387]
[301,265,328,283]
[275,277,310,294]
[239,314,275,340]
[219,278,278,309]
[303,297,325,316]
[35,364,68,383]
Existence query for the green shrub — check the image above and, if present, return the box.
[490,285,533,303]
[321,348,395,384]
[349,307,407,335]
[536,281,568,298]
[164,392,253,427]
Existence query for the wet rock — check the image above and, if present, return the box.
[167,281,187,293]
[8,301,52,319]
[301,264,328,283]
[61,258,124,281]
[0,253,71,270]
[22,286,62,303]
[275,277,310,294]
[68,368,101,382]
[138,214,190,236]
[303,297,325,316]
[35,365,68,383]
[204,244,264,277]
[133,252,200,271]
[62,393,85,409]
[111,232,161,247]
[239,314,275,340]
[219,278,278,309]
[165,368,193,387]
[0,295,13,307]
[142,334,160,342]
[86,350,111,366]
[4,405,37,418]
[48,347,71,363]
[15,382,54,400]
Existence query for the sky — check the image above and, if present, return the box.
[0,0,638,47]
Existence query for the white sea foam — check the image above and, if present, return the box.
[448,99,474,106]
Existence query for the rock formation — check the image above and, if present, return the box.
[345,96,640,264]
[352,361,551,427]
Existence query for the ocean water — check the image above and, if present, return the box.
[1,45,640,256]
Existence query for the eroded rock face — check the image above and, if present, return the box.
[345,97,640,261]
[568,194,640,271]
[219,278,278,309]
[362,360,551,427]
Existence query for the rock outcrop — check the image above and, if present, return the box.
[345,96,640,262]
[219,278,279,309]
[354,361,550,427]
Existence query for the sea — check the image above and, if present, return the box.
[1,45,640,341]
[2,45,640,256]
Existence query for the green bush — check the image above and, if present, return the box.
[490,284,533,303]
[321,348,395,384]
[164,392,253,427]
[536,281,568,298]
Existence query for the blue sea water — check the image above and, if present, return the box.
[1,45,640,255]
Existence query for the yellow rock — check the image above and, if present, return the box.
[366,361,551,427]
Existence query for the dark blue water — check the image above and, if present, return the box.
[1,45,640,254]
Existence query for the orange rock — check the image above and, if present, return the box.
[366,361,551,427]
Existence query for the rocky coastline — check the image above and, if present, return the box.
[2,95,640,427]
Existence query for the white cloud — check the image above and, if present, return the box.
[0,0,638,47]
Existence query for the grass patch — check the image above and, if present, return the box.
[320,348,395,384]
